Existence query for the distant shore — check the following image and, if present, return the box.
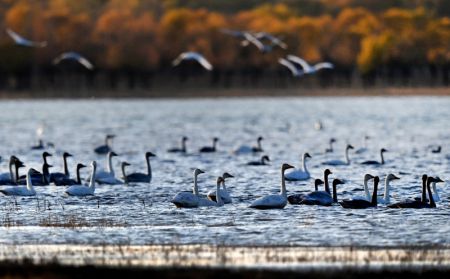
[0,87,449,99]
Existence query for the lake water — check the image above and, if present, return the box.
[0,97,449,247]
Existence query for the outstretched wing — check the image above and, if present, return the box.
[287,55,312,72]
[53,52,94,70]
[6,28,47,47]
[278,58,301,77]
[313,62,334,71]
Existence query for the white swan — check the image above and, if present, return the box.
[249,163,294,209]
[53,52,94,70]
[172,52,213,71]
[94,152,122,185]
[351,174,375,201]
[6,28,47,47]
[431,176,444,202]
[286,55,334,74]
[285,153,311,181]
[322,144,354,166]
[207,172,234,204]
[278,58,302,77]
[65,161,97,196]
[378,174,400,204]
[234,136,264,154]
[171,169,218,208]
[0,168,37,196]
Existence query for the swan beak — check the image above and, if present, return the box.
[79,164,86,168]
[198,169,205,174]
[435,177,444,183]
[392,175,400,180]
[284,164,295,170]
[305,153,312,159]
[348,145,354,149]
[382,148,388,152]
[111,152,118,157]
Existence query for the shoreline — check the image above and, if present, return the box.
[0,87,449,99]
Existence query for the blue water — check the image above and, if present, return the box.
[0,97,449,246]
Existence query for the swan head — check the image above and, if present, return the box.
[346,144,354,150]
[365,135,370,140]
[262,155,270,162]
[329,138,336,143]
[282,163,294,172]
[63,152,73,158]
[42,151,52,158]
[217,176,224,185]
[145,152,156,158]
[433,176,444,183]
[303,152,312,159]
[109,151,118,157]
[77,163,86,170]
[28,168,39,176]
[257,136,264,142]
[373,176,380,185]
[422,174,428,183]
[15,160,25,168]
[194,169,205,176]
[106,134,115,139]
[314,179,324,186]
[222,172,234,179]
[213,137,219,142]
[182,136,188,141]
[122,162,130,167]
[324,169,332,176]
[91,161,97,170]
[333,178,345,186]
[364,174,375,182]
[386,174,400,182]
[381,148,388,153]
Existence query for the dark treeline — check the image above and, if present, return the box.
[0,0,449,94]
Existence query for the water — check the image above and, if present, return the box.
[0,97,449,247]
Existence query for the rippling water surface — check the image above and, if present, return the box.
[0,97,449,246]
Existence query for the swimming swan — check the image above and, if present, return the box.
[207,172,234,203]
[339,177,380,209]
[284,152,311,181]
[322,144,354,166]
[234,136,264,154]
[249,163,294,209]
[123,152,156,183]
[0,168,37,196]
[65,161,97,196]
[361,148,388,165]
[93,151,122,185]
[168,137,188,153]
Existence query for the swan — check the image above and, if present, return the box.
[65,161,97,196]
[123,152,156,183]
[325,138,336,153]
[0,168,37,196]
[254,32,287,49]
[284,152,311,181]
[378,174,400,204]
[55,163,86,186]
[278,58,302,77]
[6,28,47,48]
[50,152,73,184]
[234,136,264,154]
[172,52,213,71]
[300,178,344,206]
[0,156,20,184]
[53,52,94,70]
[171,169,217,208]
[207,172,234,203]
[355,136,370,154]
[286,55,334,74]
[431,146,441,153]
[94,134,115,154]
[388,176,440,209]
[168,136,188,153]
[339,176,380,209]
[249,163,294,209]
[199,137,219,153]
[93,152,122,185]
[431,177,444,202]
[361,148,388,165]
[351,174,375,201]
[247,155,270,166]
[18,162,52,186]
[322,144,354,166]
[288,179,324,204]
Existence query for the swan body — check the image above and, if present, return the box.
[322,144,354,166]
[92,152,121,185]
[234,136,264,154]
[247,155,270,166]
[172,169,211,208]
[250,163,294,209]
[340,177,380,209]
[172,52,213,71]
[53,52,94,70]
[66,162,97,196]
[6,28,47,47]
[0,168,37,196]
[284,153,311,181]
[361,148,387,165]
[199,137,219,153]
[124,152,155,183]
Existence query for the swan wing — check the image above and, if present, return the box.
[66,185,93,196]
[322,160,346,166]
[284,169,309,181]
[243,32,265,51]
[234,145,253,154]
[313,62,334,71]
[286,55,312,72]
[198,198,217,207]
[171,192,198,208]
[250,194,286,209]
[278,58,301,77]
[6,28,47,47]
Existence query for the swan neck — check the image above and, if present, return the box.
[76,167,82,184]
[421,179,427,202]
[14,164,20,184]
[9,160,14,180]
[281,169,287,197]
[182,140,186,153]
[122,164,128,184]
[89,166,96,189]
[384,178,390,204]
[363,179,371,201]
[345,148,350,164]
[222,180,227,191]
[380,151,385,164]
[193,174,199,196]
[26,172,33,191]
[63,156,69,176]
[324,173,330,194]
[107,154,114,175]
[302,155,308,173]
[216,181,223,205]
[146,156,152,178]
[371,180,378,206]
[332,182,338,203]
[427,180,436,207]
[432,182,440,201]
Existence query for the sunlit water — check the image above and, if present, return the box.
[0,97,449,247]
